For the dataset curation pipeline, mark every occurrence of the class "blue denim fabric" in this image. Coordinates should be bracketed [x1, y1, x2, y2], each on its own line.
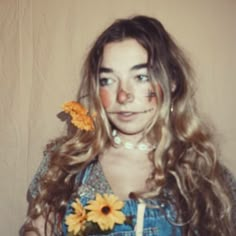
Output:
[62, 160, 182, 236]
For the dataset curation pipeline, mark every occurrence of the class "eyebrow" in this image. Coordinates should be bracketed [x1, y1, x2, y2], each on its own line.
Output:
[99, 63, 148, 73]
[131, 63, 148, 71]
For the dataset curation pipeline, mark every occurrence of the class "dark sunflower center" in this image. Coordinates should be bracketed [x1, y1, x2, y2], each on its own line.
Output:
[101, 206, 111, 215]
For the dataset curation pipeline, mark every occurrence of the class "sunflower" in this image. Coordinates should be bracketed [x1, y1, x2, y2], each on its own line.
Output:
[62, 101, 95, 131]
[71, 112, 94, 131]
[63, 101, 87, 114]
[65, 198, 87, 235]
[85, 193, 126, 231]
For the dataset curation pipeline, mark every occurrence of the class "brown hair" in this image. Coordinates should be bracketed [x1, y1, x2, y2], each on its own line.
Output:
[21, 15, 234, 236]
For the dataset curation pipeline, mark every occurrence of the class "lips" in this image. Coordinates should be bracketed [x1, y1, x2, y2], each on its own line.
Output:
[107, 108, 154, 121]
[116, 112, 138, 121]
[118, 112, 135, 116]
[109, 108, 153, 114]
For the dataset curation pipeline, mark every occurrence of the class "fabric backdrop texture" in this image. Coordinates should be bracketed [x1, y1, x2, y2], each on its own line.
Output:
[0, 0, 235, 235]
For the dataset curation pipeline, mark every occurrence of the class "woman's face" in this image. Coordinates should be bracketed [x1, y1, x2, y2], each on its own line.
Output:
[99, 39, 159, 135]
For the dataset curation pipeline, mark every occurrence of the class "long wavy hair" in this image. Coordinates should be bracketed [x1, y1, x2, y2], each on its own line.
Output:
[21, 15, 234, 236]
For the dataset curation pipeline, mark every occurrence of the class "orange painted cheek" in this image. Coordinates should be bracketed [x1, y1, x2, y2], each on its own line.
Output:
[149, 87, 157, 104]
[99, 89, 111, 108]
[149, 84, 163, 104]
[157, 83, 163, 101]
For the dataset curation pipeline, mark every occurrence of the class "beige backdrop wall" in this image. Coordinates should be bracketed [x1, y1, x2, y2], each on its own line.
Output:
[0, 0, 235, 235]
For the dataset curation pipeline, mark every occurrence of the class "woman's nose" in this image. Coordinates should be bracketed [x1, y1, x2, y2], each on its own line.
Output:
[117, 87, 134, 104]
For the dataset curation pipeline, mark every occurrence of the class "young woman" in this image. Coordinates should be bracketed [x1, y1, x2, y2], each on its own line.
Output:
[21, 15, 235, 236]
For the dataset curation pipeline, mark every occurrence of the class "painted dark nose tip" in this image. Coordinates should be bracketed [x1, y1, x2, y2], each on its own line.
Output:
[117, 89, 134, 104]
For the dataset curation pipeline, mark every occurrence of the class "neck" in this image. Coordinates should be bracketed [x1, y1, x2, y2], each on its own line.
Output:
[116, 130, 144, 142]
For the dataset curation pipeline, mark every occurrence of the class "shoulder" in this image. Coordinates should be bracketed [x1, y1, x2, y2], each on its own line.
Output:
[27, 139, 66, 201]
[220, 164, 236, 199]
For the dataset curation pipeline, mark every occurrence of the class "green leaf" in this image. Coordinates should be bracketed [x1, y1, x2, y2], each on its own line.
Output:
[125, 215, 134, 226]
[83, 222, 112, 235]
[67, 231, 76, 236]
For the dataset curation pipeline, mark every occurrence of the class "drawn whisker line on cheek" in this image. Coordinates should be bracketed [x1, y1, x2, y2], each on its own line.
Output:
[107, 108, 154, 114]
[139, 108, 154, 113]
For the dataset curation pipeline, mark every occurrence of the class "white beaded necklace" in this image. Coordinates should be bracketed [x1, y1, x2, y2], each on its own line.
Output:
[112, 130, 156, 152]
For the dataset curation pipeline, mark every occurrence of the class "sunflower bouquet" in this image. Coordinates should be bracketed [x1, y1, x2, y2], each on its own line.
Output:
[65, 193, 128, 236]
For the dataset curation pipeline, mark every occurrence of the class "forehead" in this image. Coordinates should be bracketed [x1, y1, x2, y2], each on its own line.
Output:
[101, 39, 148, 70]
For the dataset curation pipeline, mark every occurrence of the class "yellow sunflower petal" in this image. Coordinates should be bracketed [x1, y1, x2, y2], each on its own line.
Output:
[98, 220, 109, 231]
[95, 193, 104, 202]
[86, 193, 105, 207]
[65, 215, 83, 235]
[105, 216, 116, 230]
[86, 211, 98, 221]
[111, 210, 126, 224]
[112, 199, 124, 210]
[104, 194, 124, 209]
[72, 199, 83, 211]
[85, 199, 102, 211]
[65, 214, 77, 225]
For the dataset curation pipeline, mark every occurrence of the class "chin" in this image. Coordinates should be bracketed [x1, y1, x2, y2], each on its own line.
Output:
[114, 126, 146, 135]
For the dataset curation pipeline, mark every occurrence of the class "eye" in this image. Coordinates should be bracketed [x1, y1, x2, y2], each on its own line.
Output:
[136, 74, 149, 82]
[99, 78, 114, 87]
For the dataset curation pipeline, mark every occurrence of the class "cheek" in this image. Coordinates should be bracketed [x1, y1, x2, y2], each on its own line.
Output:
[148, 84, 162, 104]
[99, 89, 111, 109]
[150, 88, 157, 104]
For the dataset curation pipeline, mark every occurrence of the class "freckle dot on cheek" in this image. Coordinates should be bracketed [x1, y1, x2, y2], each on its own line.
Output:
[99, 89, 111, 108]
